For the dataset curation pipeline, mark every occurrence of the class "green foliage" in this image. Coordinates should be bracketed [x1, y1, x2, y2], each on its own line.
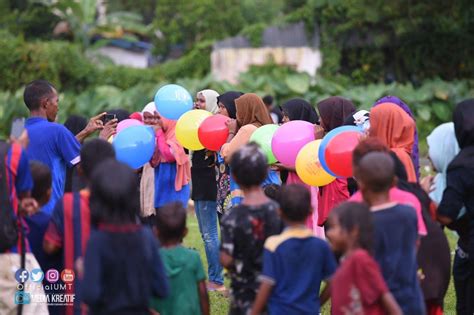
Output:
[284, 0, 474, 84]
[36, 0, 152, 50]
[159, 41, 213, 80]
[0, 2, 59, 39]
[0, 34, 95, 91]
[153, 0, 245, 56]
[239, 23, 267, 47]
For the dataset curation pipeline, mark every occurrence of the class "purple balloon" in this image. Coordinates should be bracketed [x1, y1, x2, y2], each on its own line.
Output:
[117, 119, 144, 134]
[272, 120, 315, 167]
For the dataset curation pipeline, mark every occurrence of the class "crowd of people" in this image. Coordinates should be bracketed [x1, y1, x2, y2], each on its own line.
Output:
[0, 78, 473, 315]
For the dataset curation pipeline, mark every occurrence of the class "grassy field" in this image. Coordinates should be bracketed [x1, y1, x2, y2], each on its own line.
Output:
[184, 212, 458, 315]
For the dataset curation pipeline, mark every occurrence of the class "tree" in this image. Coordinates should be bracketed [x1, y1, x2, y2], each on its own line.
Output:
[37, 0, 152, 50]
[153, 0, 246, 56]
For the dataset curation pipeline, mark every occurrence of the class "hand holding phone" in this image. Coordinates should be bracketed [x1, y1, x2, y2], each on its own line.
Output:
[101, 113, 117, 124]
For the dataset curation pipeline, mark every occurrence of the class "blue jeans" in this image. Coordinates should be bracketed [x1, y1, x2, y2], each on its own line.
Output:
[194, 200, 224, 285]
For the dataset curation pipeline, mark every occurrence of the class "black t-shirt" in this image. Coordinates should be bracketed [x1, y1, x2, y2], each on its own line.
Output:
[220, 201, 282, 309]
[191, 150, 217, 201]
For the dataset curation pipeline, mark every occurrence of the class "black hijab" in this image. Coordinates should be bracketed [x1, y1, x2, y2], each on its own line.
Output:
[108, 109, 130, 122]
[64, 115, 87, 136]
[217, 91, 243, 119]
[449, 99, 474, 171]
[281, 98, 319, 123]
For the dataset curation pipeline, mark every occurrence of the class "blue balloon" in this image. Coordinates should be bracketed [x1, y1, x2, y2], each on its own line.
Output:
[318, 126, 362, 177]
[154, 84, 193, 120]
[113, 126, 156, 169]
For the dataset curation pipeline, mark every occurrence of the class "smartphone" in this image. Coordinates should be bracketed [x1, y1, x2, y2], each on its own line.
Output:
[101, 114, 116, 124]
[10, 118, 25, 139]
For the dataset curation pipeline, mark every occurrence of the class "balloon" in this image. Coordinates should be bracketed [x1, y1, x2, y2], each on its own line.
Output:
[107, 135, 114, 143]
[319, 126, 362, 177]
[296, 140, 336, 186]
[113, 126, 156, 169]
[272, 120, 315, 167]
[154, 84, 193, 120]
[116, 119, 143, 134]
[176, 110, 212, 150]
[198, 114, 229, 151]
[325, 130, 363, 177]
[249, 124, 279, 164]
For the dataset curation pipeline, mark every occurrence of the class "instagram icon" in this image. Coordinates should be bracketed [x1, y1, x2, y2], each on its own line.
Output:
[46, 269, 59, 283]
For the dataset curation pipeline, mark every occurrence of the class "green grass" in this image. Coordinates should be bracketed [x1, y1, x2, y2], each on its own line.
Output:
[184, 213, 457, 314]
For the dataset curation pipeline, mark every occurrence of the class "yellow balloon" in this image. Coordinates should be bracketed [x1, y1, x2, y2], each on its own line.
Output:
[296, 140, 336, 187]
[108, 135, 114, 143]
[176, 109, 212, 150]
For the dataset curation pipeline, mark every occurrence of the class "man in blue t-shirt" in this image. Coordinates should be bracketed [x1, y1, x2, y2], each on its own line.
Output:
[23, 80, 106, 214]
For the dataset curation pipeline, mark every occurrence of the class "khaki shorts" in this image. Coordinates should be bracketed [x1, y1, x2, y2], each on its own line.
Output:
[0, 253, 49, 315]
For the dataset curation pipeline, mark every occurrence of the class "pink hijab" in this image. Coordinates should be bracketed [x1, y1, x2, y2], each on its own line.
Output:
[143, 102, 190, 190]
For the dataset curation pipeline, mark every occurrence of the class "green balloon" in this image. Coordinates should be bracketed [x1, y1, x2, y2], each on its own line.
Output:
[250, 124, 279, 164]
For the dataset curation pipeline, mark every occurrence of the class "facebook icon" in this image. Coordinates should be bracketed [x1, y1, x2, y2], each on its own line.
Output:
[15, 268, 29, 283]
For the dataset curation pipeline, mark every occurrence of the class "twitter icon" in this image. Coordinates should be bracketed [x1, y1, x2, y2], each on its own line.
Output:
[30, 269, 44, 282]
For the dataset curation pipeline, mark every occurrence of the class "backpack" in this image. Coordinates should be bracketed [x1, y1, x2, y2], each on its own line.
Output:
[0, 141, 18, 252]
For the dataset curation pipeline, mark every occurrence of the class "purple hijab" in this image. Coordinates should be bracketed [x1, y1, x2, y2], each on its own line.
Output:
[373, 96, 420, 180]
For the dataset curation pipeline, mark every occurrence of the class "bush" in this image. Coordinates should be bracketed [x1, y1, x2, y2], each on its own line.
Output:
[0, 34, 95, 91]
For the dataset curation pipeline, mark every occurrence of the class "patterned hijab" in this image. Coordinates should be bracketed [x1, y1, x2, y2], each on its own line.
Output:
[369, 103, 417, 182]
[374, 96, 419, 180]
[235, 93, 273, 128]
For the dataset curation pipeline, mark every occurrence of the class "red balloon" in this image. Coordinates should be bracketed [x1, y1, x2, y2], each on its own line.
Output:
[198, 114, 230, 151]
[324, 131, 363, 177]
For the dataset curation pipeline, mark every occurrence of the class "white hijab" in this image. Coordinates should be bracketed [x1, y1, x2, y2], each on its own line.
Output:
[198, 89, 219, 114]
[427, 122, 460, 205]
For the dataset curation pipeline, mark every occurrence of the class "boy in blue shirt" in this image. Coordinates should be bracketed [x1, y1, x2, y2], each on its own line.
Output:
[355, 152, 425, 315]
[251, 184, 337, 315]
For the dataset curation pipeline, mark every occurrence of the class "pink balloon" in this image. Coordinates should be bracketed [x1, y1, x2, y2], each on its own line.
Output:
[117, 119, 144, 134]
[272, 120, 315, 167]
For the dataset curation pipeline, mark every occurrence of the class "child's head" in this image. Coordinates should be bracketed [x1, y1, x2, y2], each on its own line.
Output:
[278, 184, 311, 223]
[230, 143, 268, 188]
[354, 151, 395, 197]
[155, 202, 187, 244]
[352, 138, 389, 168]
[29, 161, 52, 206]
[327, 202, 373, 254]
[90, 159, 139, 225]
[263, 184, 281, 201]
[80, 138, 116, 181]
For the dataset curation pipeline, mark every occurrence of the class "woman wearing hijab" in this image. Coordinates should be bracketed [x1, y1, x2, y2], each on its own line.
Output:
[142, 102, 191, 213]
[316, 96, 355, 226]
[416, 122, 461, 315]
[437, 99, 474, 315]
[369, 103, 417, 183]
[426, 123, 461, 205]
[191, 89, 225, 292]
[374, 96, 420, 180]
[215, 91, 243, 216]
[278, 99, 325, 238]
[222, 93, 278, 206]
